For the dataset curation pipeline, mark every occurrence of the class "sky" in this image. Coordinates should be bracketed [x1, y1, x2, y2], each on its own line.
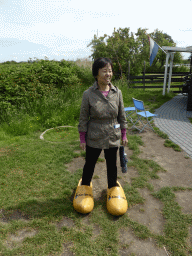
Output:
[0, 0, 192, 64]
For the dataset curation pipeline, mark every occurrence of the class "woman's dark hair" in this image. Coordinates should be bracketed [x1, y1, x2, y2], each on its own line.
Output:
[92, 58, 113, 81]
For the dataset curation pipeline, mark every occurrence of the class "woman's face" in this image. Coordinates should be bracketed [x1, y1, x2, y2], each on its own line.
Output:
[96, 63, 113, 86]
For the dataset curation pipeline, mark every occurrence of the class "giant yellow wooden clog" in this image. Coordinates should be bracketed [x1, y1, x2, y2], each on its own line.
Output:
[73, 178, 94, 214]
[107, 181, 128, 216]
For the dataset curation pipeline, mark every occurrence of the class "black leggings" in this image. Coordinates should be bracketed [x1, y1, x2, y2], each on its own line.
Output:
[82, 145, 118, 189]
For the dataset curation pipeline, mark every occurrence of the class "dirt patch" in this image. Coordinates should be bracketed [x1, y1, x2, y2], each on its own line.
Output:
[127, 188, 165, 235]
[0, 209, 30, 224]
[118, 227, 167, 255]
[56, 216, 75, 230]
[81, 215, 101, 240]
[60, 242, 75, 256]
[174, 190, 192, 215]
[4, 228, 38, 250]
[138, 129, 192, 190]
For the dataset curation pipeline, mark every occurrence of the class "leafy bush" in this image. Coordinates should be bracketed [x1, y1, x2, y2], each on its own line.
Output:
[0, 63, 55, 108]
[0, 59, 87, 111]
[68, 61, 95, 86]
[0, 58, 94, 133]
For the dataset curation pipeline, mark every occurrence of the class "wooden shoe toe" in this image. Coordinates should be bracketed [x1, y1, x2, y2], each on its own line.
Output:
[107, 182, 128, 216]
[73, 179, 94, 214]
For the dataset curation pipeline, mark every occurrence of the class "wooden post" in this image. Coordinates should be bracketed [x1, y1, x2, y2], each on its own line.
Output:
[143, 61, 146, 91]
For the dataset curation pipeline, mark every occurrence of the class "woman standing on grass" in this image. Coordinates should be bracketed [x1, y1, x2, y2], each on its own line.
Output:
[73, 57, 128, 216]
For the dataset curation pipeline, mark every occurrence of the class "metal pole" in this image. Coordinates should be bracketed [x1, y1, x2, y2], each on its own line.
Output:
[167, 53, 174, 94]
[157, 44, 167, 55]
[163, 52, 170, 95]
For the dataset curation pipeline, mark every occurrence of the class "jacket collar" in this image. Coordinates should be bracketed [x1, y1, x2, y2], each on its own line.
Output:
[93, 81, 117, 91]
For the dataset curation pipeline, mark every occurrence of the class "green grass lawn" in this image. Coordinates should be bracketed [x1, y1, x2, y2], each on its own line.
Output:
[1, 65, 192, 255]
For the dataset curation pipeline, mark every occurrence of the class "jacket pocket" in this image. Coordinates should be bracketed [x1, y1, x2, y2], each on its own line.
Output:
[87, 122, 105, 141]
[112, 124, 121, 140]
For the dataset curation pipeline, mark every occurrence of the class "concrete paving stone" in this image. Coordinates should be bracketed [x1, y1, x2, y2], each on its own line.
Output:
[187, 149, 192, 154]
[174, 137, 184, 143]
[185, 149, 192, 155]
[168, 135, 180, 141]
[180, 140, 188, 146]
[185, 140, 192, 146]
[170, 136, 188, 145]
[154, 94, 192, 160]
[175, 128, 183, 133]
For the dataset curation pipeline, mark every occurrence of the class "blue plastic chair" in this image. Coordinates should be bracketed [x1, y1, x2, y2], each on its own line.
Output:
[124, 107, 136, 126]
[132, 98, 158, 133]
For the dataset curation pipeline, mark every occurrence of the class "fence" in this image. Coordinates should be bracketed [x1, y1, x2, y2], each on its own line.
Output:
[128, 72, 191, 93]
[114, 61, 191, 93]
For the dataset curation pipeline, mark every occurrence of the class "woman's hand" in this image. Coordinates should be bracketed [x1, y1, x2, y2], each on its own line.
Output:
[80, 143, 86, 151]
[121, 138, 128, 147]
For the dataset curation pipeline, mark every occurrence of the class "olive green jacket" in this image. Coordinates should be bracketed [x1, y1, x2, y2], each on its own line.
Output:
[78, 81, 128, 149]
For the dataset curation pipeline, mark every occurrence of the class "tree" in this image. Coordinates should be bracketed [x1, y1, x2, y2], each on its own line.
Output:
[87, 27, 141, 76]
[87, 27, 183, 76]
[135, 27, 150, 63]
